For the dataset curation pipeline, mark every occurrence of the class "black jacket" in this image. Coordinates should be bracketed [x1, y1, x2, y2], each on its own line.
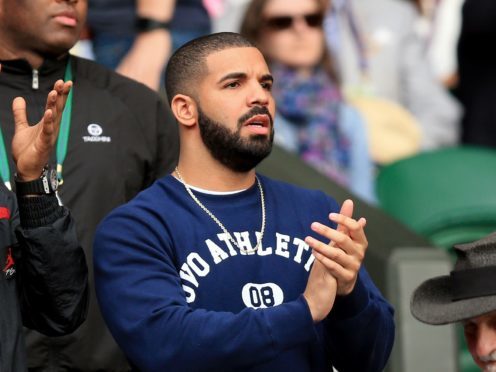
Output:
[0, 55, 179, 371]
[0, 183, 88, 372]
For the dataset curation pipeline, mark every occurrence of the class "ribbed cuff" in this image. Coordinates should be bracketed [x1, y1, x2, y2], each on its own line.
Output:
[17, 194, 64, 228]
[264, 295, 317, 351]
[329, 277, 369, 320]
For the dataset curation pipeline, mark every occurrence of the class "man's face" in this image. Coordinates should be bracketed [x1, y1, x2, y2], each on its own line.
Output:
[196, 47, 276, 172]
[464, 311, 496, 371]
[0, 0, 87, 57]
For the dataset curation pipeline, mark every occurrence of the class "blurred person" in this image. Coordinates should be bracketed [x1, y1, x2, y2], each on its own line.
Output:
[240, 0, 376, 203]
[455, 0, 496, 148]
[327, 0, 462, 150]
[411, 232, 496, 371]
[212, 0, 249, 33]
[405, 0, 463, 89]
[94, 32, 394, 372]
[1, 76, 88, 372]
[0, 0, 179, 370]
[87, 0, 212, 90]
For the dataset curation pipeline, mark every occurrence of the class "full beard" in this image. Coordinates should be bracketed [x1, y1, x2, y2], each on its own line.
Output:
[197, 105, 274, 173]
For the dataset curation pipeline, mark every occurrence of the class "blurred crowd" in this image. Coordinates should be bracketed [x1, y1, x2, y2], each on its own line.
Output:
[73, 0, 495, 202]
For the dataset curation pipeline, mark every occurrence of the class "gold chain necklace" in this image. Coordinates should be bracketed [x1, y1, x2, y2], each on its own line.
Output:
[174, 167, 266, 254]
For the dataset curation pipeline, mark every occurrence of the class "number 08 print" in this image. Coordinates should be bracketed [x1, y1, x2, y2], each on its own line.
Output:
[241, 283, 284, 308]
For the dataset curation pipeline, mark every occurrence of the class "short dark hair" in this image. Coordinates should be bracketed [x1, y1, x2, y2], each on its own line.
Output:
[165, 32, 255, 105]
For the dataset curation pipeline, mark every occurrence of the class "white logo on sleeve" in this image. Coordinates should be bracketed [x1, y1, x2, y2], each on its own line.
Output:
[242, 283, 284, 308]
[83, 123, 111, 142]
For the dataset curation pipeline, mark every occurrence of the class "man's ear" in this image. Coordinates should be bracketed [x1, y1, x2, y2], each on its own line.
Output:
[171, 94, 197, 127]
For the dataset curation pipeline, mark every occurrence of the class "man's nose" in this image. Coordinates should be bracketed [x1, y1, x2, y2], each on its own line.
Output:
[247, 84, 270, 107]
[475, 324, 496, 360]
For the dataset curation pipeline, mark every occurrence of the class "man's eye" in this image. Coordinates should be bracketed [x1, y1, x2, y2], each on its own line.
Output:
[225, 82, 240, 88]
[261, 82, 272, 91]
[464, 323, 476, 336]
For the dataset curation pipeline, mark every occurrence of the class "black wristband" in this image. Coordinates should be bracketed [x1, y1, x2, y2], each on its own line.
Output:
[135, 17, 170, 33]
[15, 166, 58, 196]
[17, 194, 64, 229]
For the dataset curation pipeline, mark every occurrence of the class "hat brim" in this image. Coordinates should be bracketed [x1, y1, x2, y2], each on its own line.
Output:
[410, 275, 496, 325]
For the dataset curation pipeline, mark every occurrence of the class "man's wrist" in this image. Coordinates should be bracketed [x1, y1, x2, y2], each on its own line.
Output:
[15, 165, 58, 197]
[330, 277, 369, 320]
[135, 16, 170, 33]
[15, 167, 45, 182]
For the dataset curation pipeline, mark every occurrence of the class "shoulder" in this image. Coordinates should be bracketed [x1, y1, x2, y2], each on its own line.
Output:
[258, 175, 339, 211]
[71, 56, 166, 107]
[97, 176, 180, 225]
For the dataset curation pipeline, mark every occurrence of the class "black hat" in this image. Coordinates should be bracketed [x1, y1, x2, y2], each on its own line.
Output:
[411, 232, 496, 325]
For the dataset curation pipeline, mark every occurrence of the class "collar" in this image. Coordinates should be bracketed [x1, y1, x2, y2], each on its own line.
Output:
[0, 55, 69, 77]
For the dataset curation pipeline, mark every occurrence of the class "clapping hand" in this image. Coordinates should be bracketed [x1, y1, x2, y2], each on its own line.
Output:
[305, 199, 368, 296]
[11, 79, 72, 181]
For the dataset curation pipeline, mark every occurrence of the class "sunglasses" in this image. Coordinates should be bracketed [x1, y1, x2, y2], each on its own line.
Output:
[263, 13, 324, 31]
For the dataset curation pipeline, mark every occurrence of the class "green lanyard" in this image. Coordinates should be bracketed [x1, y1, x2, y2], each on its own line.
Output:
[0, 129, 10, 190]
[0, 58, 73, 190]
[57, 59, 73, 185]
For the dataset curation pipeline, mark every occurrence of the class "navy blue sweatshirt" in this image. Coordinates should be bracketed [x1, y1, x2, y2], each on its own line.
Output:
[94, 174, 394, 371]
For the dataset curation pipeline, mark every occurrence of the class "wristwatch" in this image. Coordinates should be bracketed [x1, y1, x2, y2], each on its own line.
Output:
[135, 16, 170, 33]
[15, 166, 58, 196]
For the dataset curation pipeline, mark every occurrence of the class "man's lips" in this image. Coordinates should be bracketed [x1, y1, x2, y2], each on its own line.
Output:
[243, 114, 271, 135]
[53, 11, 78, 27]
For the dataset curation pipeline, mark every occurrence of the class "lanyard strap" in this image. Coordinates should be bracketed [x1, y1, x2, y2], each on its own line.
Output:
[0, 58, 73, 190]
[57, 58, 73, 185]
[0, 129, 11, 190]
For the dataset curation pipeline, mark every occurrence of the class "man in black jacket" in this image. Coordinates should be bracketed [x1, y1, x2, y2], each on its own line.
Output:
[1, 77, 88, 371]
[0, 0, 179, 370]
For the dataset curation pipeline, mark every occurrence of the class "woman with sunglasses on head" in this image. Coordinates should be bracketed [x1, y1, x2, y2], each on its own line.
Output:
[240, 0, 375, 204]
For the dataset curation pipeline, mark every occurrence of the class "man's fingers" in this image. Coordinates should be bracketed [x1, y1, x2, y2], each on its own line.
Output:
[12, 97, 29, 131]
[329, 213, 368, 242]
[47, 80, 71, 119]
[307, 236, 356, 265]
[312, 218, 365, 247]
[312, 249, 356, 285]
[329, 199, 354, 245]
[62, 80, 73, 95]
[45, 82, 60, 113]
[45, 80, 64, 114]
[57, 81, 72, 114]
[306, 234, 363, 264]
[309, 221, 367, 256]
[32, 109, 55, 156]
[339, 199, 354, 219]
[42, 109, 55, 136]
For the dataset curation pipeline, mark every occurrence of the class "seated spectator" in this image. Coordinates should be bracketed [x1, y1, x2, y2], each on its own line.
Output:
[326, 0, 462, 150]
[240, 0, 376, 203]
[93, 31, 395, 372]
[87, 0, 212, 90]
[411, 232, 496, 371]
[406, 0, 463, 89]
